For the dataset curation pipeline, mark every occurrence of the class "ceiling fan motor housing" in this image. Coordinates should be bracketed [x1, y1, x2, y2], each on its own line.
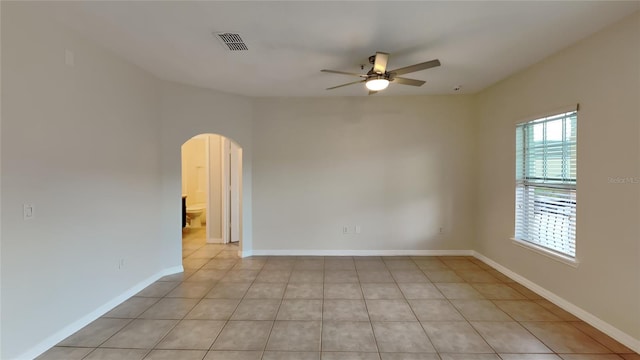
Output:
[368, 54, 387, 75]
[368, 73, 390, 81]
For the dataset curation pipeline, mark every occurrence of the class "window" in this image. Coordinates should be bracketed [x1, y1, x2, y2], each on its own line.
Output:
[515, 109, 577, 258]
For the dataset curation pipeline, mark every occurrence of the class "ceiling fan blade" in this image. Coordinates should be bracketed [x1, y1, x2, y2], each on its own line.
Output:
[389, 59, 441, 76]
[321, 69, 367, 78]
[373, 52, 389, 74]
[368, 90, 378, 96]
[326, 80, 366, 90]
[392, 77, 426, 87]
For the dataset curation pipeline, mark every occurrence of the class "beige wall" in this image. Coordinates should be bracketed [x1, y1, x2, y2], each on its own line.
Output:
[252, 96, 476, 252]
[474, 12, 639, 340]
[1, 3, 164, 359]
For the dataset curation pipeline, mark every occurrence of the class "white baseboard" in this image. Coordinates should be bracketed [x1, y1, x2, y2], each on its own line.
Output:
[19, 265, 184, 360]
[250, 249, 474, 257]
[473, 251, 640, 353]
[207, 237, 223, 244]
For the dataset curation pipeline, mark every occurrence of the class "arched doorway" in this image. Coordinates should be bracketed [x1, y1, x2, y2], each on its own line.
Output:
[181, 133, 243, 263]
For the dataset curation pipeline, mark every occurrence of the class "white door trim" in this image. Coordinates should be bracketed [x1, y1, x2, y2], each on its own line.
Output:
[229, 141, 241, 243]
[221, 137, 242, 244]
[221, 138, 230, 244]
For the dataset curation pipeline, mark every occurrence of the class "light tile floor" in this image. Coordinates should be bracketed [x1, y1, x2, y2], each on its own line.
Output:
[38, 228, 639, 360]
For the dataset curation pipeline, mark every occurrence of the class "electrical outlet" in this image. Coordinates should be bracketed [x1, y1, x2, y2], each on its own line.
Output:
[355, 225, 361, 234]
[342, 226, 349, 234]
[117, 259, 125, 270]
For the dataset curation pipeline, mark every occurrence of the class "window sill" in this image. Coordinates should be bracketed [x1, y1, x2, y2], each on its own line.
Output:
[510, 238, 580, 268]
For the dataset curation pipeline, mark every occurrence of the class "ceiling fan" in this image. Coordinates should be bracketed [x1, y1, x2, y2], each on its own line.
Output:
[321, 52, 441, 94]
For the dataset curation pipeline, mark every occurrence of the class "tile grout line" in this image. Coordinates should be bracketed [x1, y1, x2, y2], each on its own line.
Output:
[146, 242, 240, 356]
[47, 242, 638, 359]
[441, 257, 560, 358]
[437, 258, 503, 356]
[182, 232, 233, 360]
[259, 258, 293, 359]
[405, 256, 445, 357]
[361, 257, 385, 357]
[206, 252, 264, 356]
[147, 245, 231, 355]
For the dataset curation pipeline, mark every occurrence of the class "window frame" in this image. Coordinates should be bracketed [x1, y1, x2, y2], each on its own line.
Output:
[513, 107, 578, 266]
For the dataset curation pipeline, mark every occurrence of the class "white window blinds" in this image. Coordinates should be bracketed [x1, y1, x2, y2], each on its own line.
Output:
[515, 110, 577, 257]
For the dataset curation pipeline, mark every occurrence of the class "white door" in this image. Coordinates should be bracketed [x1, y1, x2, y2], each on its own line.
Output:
[229, 141, 241, 243]
[222, 138, 242, 244]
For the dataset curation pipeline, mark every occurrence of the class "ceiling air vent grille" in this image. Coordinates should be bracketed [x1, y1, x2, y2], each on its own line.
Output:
[216, 33, 248, 51]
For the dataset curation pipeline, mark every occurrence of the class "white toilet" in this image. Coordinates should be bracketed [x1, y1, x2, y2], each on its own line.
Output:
[186, 204, 206, 228]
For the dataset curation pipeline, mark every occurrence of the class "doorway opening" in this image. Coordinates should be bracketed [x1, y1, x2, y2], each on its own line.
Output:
[181, 134, 243, 259]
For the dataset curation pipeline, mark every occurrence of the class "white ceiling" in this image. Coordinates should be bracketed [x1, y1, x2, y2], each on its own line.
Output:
[45, 1, 638, 97]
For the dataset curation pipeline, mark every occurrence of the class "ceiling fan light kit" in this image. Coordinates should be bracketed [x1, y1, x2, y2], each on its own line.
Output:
[321, 52, 440, 94]
[365, 77, 390, 91]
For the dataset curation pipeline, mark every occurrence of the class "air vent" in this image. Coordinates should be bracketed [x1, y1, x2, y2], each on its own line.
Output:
[215, 33, 248, 51]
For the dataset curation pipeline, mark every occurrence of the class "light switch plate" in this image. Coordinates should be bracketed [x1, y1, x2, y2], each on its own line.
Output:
[65, 49, 75, 67]
[24, 204, 34, 220]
